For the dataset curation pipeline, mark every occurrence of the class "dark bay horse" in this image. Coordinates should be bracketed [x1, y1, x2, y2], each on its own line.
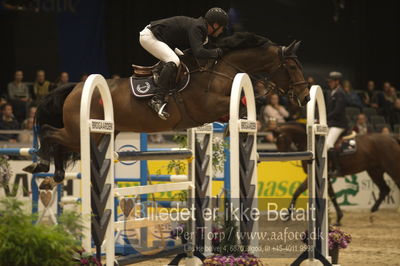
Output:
[25, 33, 310, 184]
[275, 122, 400, 225]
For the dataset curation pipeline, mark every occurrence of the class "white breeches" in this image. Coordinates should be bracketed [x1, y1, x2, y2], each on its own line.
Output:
[326, 127, 345, 149]
[139, 26, 180, 66]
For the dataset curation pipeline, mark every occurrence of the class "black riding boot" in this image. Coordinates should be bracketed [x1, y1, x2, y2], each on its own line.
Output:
[328, 148, 342, 178]
[149, 61, 177, 120]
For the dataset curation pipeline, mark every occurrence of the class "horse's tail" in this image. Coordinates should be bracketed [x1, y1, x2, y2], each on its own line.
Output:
[35, 83, 76, 160]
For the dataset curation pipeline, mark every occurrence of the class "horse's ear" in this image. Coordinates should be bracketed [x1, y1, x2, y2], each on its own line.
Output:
[292, 41, 301, 54]
[283, 40, 301, 56]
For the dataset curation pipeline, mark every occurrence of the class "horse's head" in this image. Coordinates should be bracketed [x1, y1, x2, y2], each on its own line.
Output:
[265, 41, 310, 107]
[216, 33, 309, 106]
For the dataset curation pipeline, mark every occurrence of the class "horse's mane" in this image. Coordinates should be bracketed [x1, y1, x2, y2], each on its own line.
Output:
[217, 32, 275, 53]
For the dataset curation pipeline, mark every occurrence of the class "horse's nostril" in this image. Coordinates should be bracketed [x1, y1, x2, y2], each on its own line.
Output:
[305, 95, 311, 102]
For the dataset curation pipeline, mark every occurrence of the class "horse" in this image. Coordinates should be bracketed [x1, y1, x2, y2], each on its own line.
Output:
[24, 32, 310, 186]
[275, 122, 400, 225]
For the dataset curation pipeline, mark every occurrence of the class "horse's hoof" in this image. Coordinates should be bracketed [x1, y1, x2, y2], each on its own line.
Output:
[53, 171, 65, 183]
[333, 222, 342, 226]
[23, 163, 38, 173]
[39, 178, 57, 190]
[23, 163, 50, 174]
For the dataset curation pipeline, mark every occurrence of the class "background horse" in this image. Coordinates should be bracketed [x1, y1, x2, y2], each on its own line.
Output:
[275, 122, 400, 225]
[25, 33, 309, 185]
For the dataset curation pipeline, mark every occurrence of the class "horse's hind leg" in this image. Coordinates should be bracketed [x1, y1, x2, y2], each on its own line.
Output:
[367, 168, 390, 212]
[284, 178, 307, 220]
[39, 125, 79, 186]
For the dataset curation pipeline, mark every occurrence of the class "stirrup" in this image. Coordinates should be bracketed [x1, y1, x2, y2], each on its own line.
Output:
[158, 102, 170, 120]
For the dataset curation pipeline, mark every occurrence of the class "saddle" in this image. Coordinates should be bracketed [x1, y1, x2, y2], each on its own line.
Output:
[130, 62, 190, 98]
[334, 130, 357, 155]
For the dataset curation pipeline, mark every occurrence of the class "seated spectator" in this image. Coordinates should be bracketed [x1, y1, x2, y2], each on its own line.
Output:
[7, 70, 30, 101]
[381, 126, 391, 135]
[389, 98, 400, 126]
[148, 133, 165, 144]
[375, 81, 395, 117]
[343, 80, 363, 108]
[0, 98, 7, 106]
[7, 70, 31, 122]
[262, 118, 278, 143]
[307, 76, 315, 87]
[54, 72, 70, 88]
[19, 106, 36, 143]
[33, 70, 52, 103]
[0, 103, 20, 142]
[361, 80, 379, 108]
[263, 93, 289, 123]
[352, 113, 373, 135]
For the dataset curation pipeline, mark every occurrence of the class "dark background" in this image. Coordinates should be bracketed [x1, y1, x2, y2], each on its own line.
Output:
[0, 0, 399, 95]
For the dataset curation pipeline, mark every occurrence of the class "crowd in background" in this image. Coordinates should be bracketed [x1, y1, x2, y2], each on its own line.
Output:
[256, 73, 399, 143]
[1, 69, 399, 144]
[0, 70, 121, 143]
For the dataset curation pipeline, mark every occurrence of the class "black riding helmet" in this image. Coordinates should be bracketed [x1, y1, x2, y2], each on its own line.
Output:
[205, 7, 229, 27]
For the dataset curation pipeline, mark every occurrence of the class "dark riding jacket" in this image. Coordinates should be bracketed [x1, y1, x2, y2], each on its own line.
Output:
[149, 16, 219, 59]
[326, 87, 348, 128]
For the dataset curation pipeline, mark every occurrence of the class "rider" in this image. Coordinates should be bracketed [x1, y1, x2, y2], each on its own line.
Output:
[139, 7, 228, 120]
[326, 71, 347, 177]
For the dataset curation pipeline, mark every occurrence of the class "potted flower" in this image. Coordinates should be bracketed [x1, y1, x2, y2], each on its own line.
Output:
[328, 226, 352, 264]
[73, 248, 102, 266]
[204, 253, 263, 266]
[301, 226, 351, 264]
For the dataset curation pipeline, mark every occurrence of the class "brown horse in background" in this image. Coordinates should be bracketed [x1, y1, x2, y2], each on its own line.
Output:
[275, 122, 400, 225]
[24, 33, 310, 184]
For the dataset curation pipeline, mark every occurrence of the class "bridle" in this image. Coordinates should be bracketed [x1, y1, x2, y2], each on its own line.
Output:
[189, 45, 308, 106]
[256, 46, 308, 106]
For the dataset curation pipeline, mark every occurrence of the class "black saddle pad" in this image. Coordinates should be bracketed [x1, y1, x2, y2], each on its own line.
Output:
[130, 76, 160, 97]
[130, 63, 190, 98]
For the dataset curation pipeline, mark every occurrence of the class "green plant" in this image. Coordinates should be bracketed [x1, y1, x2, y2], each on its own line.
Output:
[212, 136, 228, 173]
[0, 156, 11, 187]
[0, 198, 81, 266]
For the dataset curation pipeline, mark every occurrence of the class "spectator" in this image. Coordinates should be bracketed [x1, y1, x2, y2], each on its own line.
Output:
[0, 98, 7, 106]
[352, 113, 373, 135]
[361, 80, 379, 108]
[263, 93, 289, 123]
[0, 103, 20, 142]
[33, 70, 52, 103]
[343, 80, 363, 108]
[307, 76, 315, 87]
[7, 70, 31, 123]
[7, 70, 30, 101]
[389, 98, 400, 126]
[55, 72, 70, 88]
[376, 81, 396, 118]
[19, 106, 37, 143]
[381, 126, 391, 135]
[262, 117, 277, 143]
